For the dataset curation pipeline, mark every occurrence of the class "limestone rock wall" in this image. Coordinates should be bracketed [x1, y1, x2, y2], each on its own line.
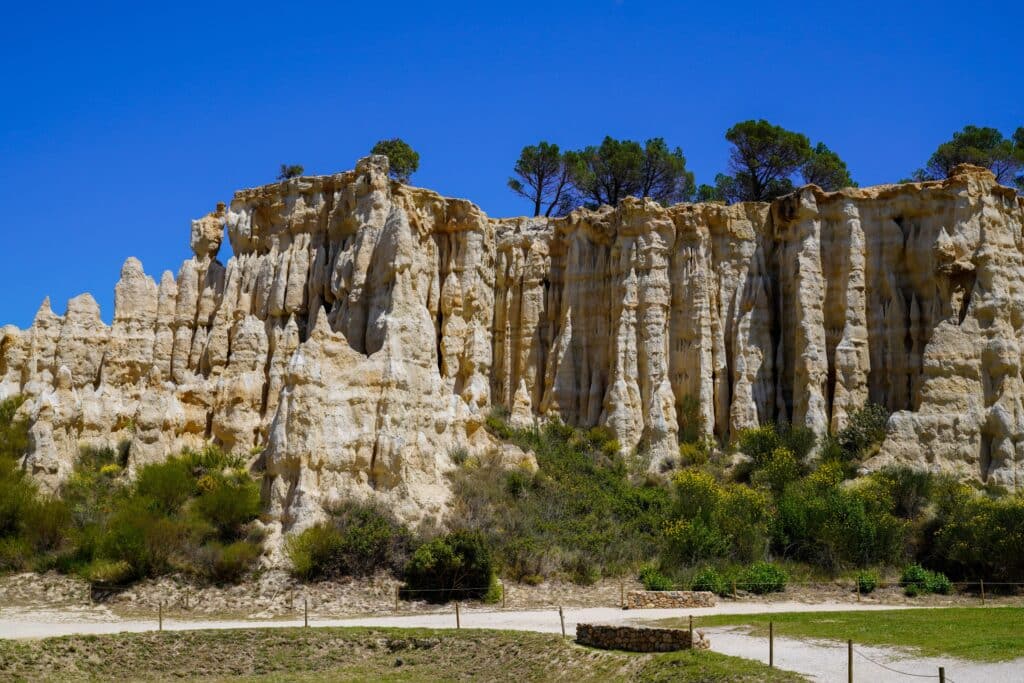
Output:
[2, 160, 1023, 539]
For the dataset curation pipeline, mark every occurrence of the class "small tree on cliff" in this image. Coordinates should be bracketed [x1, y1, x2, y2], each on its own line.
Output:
[801, 143, 856, 190]
[567, 136, 694, 208]
[714, 120, 812, 202]
[277, 164, 304, 180]
[508, 142, 575, 217]
[714, 120, 855, 201]
[917, 125, 1024, 185]
[371, 138, 420, 183]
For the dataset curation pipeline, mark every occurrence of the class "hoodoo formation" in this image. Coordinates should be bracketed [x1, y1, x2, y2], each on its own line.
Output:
[2, 156, 1022, 537]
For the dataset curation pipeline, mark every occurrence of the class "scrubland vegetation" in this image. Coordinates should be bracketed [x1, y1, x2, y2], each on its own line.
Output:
[3, 392, 1024, 599]
[0, 397, 263, 585]
[453, 402, 1024, 596]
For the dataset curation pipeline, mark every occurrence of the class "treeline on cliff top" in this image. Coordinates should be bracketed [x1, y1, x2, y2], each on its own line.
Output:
[5, 393, 1024, 600]
[282, 124, 1024, 217]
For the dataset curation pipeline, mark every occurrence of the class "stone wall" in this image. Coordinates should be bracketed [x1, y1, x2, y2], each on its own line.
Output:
[576, 623, 710, 652]
[624, 590, 716, 609]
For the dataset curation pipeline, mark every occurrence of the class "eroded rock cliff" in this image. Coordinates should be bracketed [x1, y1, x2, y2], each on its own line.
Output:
[2, 158, 1022, 538]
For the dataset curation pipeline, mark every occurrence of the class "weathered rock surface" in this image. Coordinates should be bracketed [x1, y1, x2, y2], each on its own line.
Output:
[2, 159, 1022, 539]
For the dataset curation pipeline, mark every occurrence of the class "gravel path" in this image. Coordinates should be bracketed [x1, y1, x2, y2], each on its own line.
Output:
[707, 627, 1024, 683]
[1, 601, 1021, 682]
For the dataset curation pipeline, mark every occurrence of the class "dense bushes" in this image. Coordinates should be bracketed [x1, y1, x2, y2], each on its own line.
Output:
[771, 464, 907, 570]
[403, 531, 499, 603]
[662, 471, 771, 565]
[901, 564, 951, 596]
[638, 563, 673, 591]
[738, 561, 788, 594]
[71, 447, 263, 584]
[0, 397, 70, 571]
[928, 490, 1024, 582]
[452, 419, 669, 584]
[0, 399, 264, 586]
[286, 501, 413, 580]
[856, 570, 879, 594]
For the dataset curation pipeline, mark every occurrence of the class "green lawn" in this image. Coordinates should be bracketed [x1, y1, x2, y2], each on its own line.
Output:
[653, 607, 1024, 662]
[0, 626, 804, 682]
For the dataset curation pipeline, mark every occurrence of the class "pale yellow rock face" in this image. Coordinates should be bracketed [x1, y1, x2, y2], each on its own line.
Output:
[3, 160, 1023, 538]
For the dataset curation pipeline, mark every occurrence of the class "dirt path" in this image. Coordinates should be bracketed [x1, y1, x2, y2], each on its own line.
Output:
[707, 627, 1024, 683]
[1, 601, 1020, 682]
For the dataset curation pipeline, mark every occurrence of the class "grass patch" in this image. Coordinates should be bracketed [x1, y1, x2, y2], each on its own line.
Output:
[654, 607, 1024, 662]
[0, 626, 803, 681]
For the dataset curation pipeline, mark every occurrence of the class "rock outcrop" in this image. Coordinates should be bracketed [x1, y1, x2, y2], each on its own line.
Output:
[2, 158, 1022, 538]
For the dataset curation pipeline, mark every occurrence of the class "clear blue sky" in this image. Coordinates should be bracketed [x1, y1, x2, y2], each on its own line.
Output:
[2, 1, 1021, 328]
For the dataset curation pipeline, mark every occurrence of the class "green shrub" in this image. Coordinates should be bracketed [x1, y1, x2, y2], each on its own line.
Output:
[677, 441, 708, 467]
[771, 474, 907, 571]
[135, 459, 194, 514]
[484, 410, 514, 440]
[872, 466, 935, 519]
[930, 491, 1024, 581]
[638, 563, 673, 591]
[286, 502, 413, 581]
[690, 566, 726, 595]
[662, 518, 730, 565]
[205, 540, 261, 583]
[678, 395, 704, 445]
[449, 448, 469, 466]
[286, 525, 344, 581]
[739, 562, 787, 594]
[403, 531, 495, 603]
[856, 570, 879, 594]
[753, 447, 801, 495]
[927, 571, 952, 595]
[900, 564, 951, 595]
[662, 471, 770, 566]
[836, 403, 889, 460]
[22, 497, 71, 554]
[737, 422, 815, 469]
[448, 420, 670, 584]
[565, 555, 601, 586]
[717, 486, 771, 563]
[182, 445, 245, 473]
[193, 477, 260, 539]
[0, 397, 29, 463]
[82, 559, 134, 585]
[504, 469, 532, 497]
[0, 536, 33, 571]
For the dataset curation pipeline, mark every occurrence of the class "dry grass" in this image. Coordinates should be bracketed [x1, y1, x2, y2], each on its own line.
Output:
[0, 626, 805, 681]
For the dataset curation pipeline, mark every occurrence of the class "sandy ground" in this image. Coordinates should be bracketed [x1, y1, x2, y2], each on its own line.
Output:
[1, 601, 1021, 681]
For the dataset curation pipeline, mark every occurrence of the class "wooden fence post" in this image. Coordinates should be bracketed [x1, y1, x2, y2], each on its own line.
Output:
[769, 621, 774, 667]
[559, 606, 566, 638]
[304, 597, 308, 627]
[689, 615, 694, 649]
[455, 601, 461, 629]
[158, 601, 163, 632]
[502, 581, 506, 609]
[620, 581, 625, 608]
[847, 639, 853, 683]
[939, 666, 945, 683]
